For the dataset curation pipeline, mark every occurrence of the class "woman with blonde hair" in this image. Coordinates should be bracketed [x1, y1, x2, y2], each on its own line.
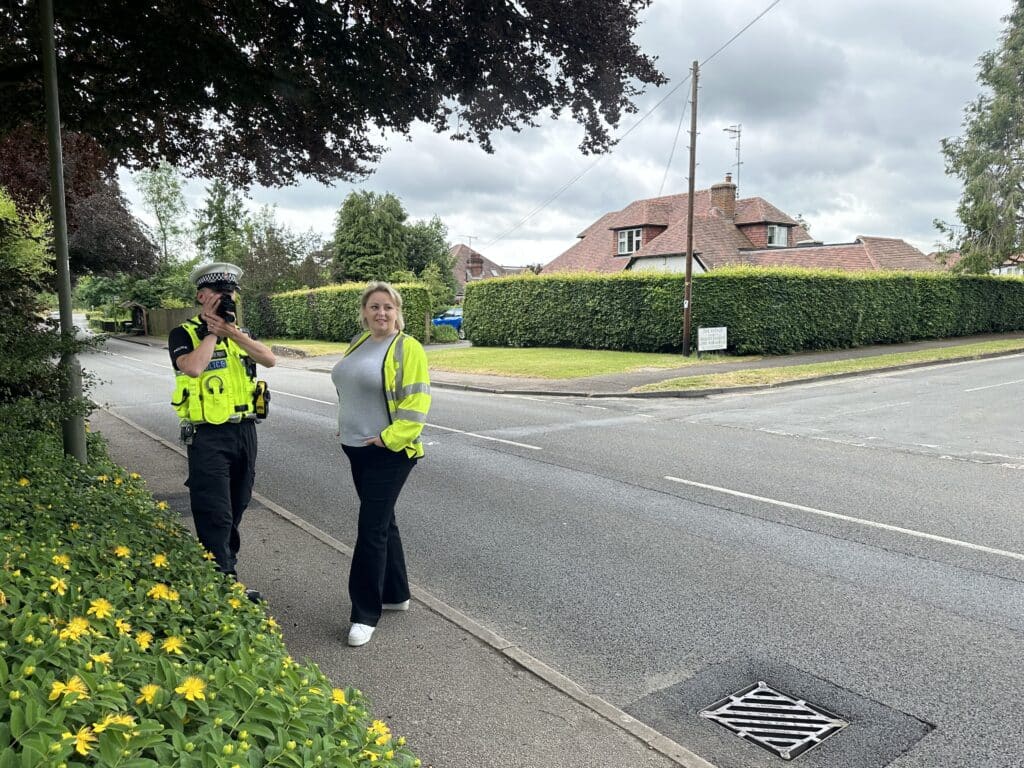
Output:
[331, 282, 431, 646]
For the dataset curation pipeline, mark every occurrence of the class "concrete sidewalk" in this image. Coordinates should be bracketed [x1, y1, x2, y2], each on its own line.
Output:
[92, 409, 709, 768]
[115, 330, 1024, 397]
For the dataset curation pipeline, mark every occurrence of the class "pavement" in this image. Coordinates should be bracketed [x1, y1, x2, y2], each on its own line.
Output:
[93, 330, 1024, 768]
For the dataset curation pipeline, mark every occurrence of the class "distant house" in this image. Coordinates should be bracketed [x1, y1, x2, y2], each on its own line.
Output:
[929, 250, 1024, 275]
[543, 174, 940, 275]
[449, 243, 525, 300]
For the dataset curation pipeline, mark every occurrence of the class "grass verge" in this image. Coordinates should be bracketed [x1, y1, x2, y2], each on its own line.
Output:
[634, 339, 1024, 392]
[425, 347, 759, 379]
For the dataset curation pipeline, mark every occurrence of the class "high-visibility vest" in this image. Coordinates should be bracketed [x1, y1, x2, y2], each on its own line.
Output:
[344, 331, 431, 458]
[171, 316, 257, 425]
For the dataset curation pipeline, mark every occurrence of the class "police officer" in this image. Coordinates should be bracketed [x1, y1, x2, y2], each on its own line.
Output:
[169, 262, 276, 601]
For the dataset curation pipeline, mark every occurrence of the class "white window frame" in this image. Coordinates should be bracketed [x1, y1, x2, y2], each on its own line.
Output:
[617, 228, 643, 255]
[767, 224, 789, 247]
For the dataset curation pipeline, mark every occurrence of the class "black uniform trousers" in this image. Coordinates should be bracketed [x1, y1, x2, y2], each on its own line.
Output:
[342, 444, 416, 626]
[186, 420, 257, 575]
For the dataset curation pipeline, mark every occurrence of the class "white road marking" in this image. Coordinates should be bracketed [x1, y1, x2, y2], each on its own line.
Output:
[965, 377, 1024, 392]
[425, 423, 542, 450]
[664, 475, 1024, 563]
[271, 390, 543, 450]
[973, 450, 1024, 461]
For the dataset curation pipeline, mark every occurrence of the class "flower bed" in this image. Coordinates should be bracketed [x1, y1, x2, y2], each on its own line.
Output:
[0, 428, 418, 768]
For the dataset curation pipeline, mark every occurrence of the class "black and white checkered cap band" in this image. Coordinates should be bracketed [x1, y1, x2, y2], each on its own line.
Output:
[195, 271, 239, 288]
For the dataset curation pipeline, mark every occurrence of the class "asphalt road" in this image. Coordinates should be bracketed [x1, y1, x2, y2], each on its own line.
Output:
[84, 338, 1024, 768]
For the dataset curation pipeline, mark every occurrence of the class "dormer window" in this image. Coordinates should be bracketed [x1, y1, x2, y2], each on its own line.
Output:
[767, 224, 789, 247]
[617, 228, 643, 255]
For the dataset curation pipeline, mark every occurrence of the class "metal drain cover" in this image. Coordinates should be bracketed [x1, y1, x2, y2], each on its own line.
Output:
[700, 681, 848, 760]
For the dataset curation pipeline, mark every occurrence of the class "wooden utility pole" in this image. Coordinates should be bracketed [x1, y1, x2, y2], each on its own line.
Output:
[682, 60, 699, 356]
[40, 0, 87, 461]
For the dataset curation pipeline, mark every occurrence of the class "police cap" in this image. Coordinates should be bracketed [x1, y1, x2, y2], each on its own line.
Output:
[190, 262, 244, 291]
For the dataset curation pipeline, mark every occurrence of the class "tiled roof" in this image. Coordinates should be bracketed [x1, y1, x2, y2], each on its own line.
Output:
[740, 238, 940, 271]
[545, 187, 808, 273]
[450, 243, 518, 292]
[543, 184, 929, 274]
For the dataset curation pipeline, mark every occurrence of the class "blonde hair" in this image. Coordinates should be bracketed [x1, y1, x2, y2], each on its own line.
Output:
[359, 281, 405, 331]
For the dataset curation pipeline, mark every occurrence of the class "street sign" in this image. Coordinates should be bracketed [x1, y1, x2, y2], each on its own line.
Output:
[698, 326, 727, 352]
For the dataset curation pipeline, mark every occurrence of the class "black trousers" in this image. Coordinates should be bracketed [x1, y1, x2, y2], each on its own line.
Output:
[186, 420, 257, 575]
[343, 444, 416, 626]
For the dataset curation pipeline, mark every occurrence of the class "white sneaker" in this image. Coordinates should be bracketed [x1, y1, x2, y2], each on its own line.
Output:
[382, 600, 410, 611]
[347, 623, 375, 647]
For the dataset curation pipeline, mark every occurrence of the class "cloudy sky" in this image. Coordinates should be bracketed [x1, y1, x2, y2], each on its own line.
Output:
[121, 0, 1015, 267]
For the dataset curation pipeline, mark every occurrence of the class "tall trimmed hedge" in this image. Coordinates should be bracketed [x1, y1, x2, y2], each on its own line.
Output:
[245, 282, 432, 342]
[463, 268, 1024, 354]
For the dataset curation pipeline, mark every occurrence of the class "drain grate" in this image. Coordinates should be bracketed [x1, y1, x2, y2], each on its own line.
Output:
[700, 681, 848, 760]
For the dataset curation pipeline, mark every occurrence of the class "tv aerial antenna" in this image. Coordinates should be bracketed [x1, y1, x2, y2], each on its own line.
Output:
[723, 124, 742, 197]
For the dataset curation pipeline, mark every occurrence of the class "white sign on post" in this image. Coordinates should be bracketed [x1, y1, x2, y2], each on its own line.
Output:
[697, 326, 727, 352]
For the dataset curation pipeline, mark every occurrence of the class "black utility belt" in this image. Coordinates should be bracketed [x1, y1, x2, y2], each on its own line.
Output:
[190, 415, 258, 425]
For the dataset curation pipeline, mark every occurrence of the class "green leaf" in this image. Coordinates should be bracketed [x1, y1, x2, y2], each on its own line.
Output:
[8, 703, 23, 740]
[0, 656, 8, 685]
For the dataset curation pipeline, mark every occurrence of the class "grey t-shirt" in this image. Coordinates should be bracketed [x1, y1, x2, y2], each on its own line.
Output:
[332, 334, 395, 447]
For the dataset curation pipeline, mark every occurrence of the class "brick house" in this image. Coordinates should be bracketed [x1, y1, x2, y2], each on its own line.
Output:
[450, 243, 525, 300]
[543, 174, 940, 274]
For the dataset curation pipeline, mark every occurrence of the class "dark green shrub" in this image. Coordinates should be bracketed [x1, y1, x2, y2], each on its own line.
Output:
[464, 268, 1024, 354]
[429, 324, 460, 343]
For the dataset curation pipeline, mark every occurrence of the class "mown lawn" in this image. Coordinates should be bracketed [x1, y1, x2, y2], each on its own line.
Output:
[634, 338, 1024, 391]
[424, 346, 759, 379]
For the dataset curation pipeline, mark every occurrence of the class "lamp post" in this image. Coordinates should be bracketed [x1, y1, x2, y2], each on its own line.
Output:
[39, 0, 87, 462]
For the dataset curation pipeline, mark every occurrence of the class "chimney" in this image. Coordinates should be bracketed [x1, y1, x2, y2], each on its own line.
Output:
[467, 254, 483, 278]
[710, 173, 737, 219]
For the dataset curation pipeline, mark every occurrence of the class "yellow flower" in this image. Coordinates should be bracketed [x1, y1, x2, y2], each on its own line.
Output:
[93, 713, 136, 732]
[266, 617, 279, 629]
[49, 676, 89, 701]
[21, 665, 34, 677]
[161, 635, 185, 655]
[368, 720, 390, 739]
[87, 598, 113, 619]
[332, 688, 347, 706]
[114, 546, 131, 558]
[0, 588, 7, 606]
[156, 501, 169, 511]
[202, 551, 216, 560]
[375, 735, 390, 746]
[151, 554, 168, 568]
[135, 631, 153, 650]
[52, 554, 71, 570]
[175, 676, 206, 702]
[71, 725, 97, 756]
[228, 598, 241, 609]
[147, 583, 179, 601]
[114, 477, 123, 486]
[360, 751, 379, 762]
[70, 522, 80, 531]
[18, 477, 29, 486]
[58, 616, 90, 641]
[135, 684, 160, 704]
[130, 472, 141, 480]
[385, 750, 395, 760]
[89, 652, 112, 665]
[49, 577, 67, 595]
[115, 618, 132, 635]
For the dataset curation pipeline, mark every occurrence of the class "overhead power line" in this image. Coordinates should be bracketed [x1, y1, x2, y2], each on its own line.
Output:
[485, 0, 784, 249]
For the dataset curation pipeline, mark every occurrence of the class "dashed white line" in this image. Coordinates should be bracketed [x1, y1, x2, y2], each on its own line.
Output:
[965, 378, 1024, 392]
[271, 390, 543, 450]
[664, 475, 1024, 563]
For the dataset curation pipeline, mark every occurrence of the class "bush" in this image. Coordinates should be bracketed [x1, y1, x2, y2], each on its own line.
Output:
[428, 324, 460, 343]
[0, 417, 419, 768]
[246, 283, 433, 342]
[464, 268, 1024, 354]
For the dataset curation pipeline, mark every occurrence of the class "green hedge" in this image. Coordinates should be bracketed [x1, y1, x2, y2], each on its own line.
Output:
[463, 269, 1024, 354]
[0, 410, 418, 768]
[245, 283, 432, 343]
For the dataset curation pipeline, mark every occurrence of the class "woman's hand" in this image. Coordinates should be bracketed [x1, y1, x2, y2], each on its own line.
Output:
[364, 435, 385, 447]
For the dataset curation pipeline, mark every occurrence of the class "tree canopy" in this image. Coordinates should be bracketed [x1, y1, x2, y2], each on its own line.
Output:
[940, 1, 1024, 273]
[1, 0, 664, 187]
[332, 191, 410, 281]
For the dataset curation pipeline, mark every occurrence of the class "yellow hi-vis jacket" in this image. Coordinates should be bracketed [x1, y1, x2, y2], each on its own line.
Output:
[344, 330, 431, 458]
[171, 316, 257, 425]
